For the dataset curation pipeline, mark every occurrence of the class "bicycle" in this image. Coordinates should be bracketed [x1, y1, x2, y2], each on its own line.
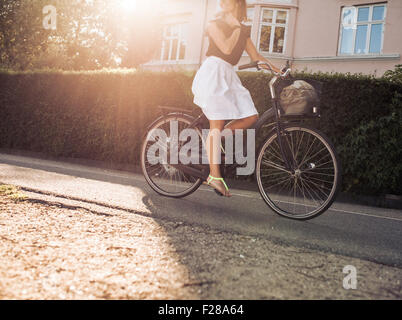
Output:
[140, 61, 341, 220]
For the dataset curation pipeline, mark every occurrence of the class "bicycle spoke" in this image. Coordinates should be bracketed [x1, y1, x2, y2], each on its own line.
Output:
[295, 130, 304, 162]
[261, 159, 290, 173]
[304, 171, 334, 177]
[142, 116, 204, 196]
[261, 170, 289, 178]
[300, 177, 326, 204]
[302, 176, 331, 198]
[292, 178, 297, 214]
[299, 135, 317, 166]
[262, 173, 290, 186]
[303, 174, 333, 190]
[296, 178, 309, 215]
[278, 179, 292, 200]
[285, 132, 296, 162]
[146, 164, 163, 176]
[299, 146, 330, 169]
[299, 177, 321, 207]
[257, 126, 339, 219]
[263, 175, 292, 190]
[262, 145, 285, 165]
[272, 139, 287, 164]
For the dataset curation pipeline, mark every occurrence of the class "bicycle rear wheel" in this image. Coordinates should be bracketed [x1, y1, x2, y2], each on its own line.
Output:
[256, 124, 341, 220]
[141, 113, 206, 198]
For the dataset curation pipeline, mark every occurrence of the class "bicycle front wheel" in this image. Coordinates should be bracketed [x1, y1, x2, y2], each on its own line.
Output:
[256, 125, 341, 220]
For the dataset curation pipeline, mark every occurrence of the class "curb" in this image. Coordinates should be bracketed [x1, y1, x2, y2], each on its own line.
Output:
[1, 147, 401, 210]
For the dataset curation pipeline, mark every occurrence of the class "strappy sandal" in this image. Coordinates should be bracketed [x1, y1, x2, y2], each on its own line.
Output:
[203, 174, 231, 197]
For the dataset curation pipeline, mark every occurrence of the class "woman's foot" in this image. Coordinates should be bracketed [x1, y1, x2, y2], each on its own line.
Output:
[203, 175, 232, 197]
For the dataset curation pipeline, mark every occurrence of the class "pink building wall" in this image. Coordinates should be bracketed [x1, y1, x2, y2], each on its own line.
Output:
[288, 0, 402, 76]
[144, 0, 401, 76]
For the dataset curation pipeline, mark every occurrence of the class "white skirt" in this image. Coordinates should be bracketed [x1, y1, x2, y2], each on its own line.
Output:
[191, 56, 259, 120]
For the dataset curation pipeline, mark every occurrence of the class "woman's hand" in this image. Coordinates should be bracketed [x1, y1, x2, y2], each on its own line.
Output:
[245, 39, 283, 75]
[260, 62, 283, 75]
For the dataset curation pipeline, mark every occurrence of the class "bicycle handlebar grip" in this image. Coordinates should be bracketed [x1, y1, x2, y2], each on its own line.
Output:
[238, 61, 258, 70]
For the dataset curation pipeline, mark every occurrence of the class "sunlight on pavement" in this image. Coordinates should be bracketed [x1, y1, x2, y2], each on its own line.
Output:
[0, 194, 199, 299]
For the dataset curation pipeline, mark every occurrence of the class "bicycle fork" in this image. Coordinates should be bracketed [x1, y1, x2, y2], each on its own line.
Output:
[273, 100, 297, 173]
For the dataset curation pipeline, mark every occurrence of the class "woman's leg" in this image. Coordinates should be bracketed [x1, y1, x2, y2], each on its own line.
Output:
[206, 119, 225, 178]
[222, 114, 259, 164]
[224, 114, 259, 133]
[205, 119, 231, 197]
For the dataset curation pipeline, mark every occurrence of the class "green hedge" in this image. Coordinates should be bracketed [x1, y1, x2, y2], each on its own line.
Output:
[0, 69, 401, 196]
[0, 70, 195, 164]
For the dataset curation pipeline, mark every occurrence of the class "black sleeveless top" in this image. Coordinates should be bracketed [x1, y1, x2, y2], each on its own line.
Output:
[206, 18, 251, 66]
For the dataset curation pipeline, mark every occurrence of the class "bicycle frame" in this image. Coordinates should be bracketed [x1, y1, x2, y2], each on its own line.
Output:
[253, 75, 297, 172]
[152, 68, 317, 180]
[142, 63, 339, 219]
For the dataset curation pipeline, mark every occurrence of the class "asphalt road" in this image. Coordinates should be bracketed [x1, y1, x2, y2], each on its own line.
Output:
[0, 152, 401, 268]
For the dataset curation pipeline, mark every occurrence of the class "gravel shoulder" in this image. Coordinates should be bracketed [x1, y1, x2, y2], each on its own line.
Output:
[0, 185, 401, 300]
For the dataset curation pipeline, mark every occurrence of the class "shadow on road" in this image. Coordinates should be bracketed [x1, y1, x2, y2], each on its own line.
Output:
[1, 152, 401, 298]
[138, 192, 402, 299]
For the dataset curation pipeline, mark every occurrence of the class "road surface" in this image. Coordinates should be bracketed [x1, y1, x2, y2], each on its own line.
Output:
[1, 152, 401, 268]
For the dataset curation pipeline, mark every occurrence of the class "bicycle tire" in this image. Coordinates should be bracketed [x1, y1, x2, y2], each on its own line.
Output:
[256, 124, 341, 220]
[141, 113, 206, 198]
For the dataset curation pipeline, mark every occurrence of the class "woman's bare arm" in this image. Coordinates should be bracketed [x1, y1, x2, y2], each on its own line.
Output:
[207, 22, 241, 55]
[244, 38, 282, 74]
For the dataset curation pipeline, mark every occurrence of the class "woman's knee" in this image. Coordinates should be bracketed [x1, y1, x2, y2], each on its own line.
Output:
[249, 114, 259, 125]
[209, 120, 226, 130]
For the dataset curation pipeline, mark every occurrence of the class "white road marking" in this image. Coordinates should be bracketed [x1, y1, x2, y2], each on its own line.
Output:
[199, 186, 402, 222]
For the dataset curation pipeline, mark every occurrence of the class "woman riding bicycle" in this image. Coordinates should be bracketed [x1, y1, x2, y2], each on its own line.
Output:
[191, 0, 283, 197]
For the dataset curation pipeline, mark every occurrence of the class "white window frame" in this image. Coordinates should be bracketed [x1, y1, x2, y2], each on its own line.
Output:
[338, 3, 387, 56]
[245, 6, 256, 27]
[241, 6, 257, 57]
[256, 7, 289, 55]
[160, 23, 187, 61]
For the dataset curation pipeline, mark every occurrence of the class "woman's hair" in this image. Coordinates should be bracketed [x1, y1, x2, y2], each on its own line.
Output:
[215, 0, 248, 22]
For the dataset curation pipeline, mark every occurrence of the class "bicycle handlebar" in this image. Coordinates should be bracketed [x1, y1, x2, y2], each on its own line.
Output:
[238, 61, 259, 70]
[238, 60, 292, 78]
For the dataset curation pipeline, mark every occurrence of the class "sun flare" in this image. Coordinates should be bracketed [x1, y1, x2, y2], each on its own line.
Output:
[120, 0, 138, 12]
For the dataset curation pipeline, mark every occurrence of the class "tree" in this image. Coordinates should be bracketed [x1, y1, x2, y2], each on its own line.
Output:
[0, 0, 163, 70]
[383, 64, 402, 86]
[0, 0, 51, 69]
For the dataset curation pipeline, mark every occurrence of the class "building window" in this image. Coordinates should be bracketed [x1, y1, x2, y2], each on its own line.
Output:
[339, 4, 386, 55]
[257, 8, 289, 54]
[160, 23, 187, 61]
[245, 7, 255, 26]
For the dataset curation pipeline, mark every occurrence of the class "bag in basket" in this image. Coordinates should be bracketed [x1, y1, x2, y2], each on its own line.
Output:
[279, 80, 319, 115]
